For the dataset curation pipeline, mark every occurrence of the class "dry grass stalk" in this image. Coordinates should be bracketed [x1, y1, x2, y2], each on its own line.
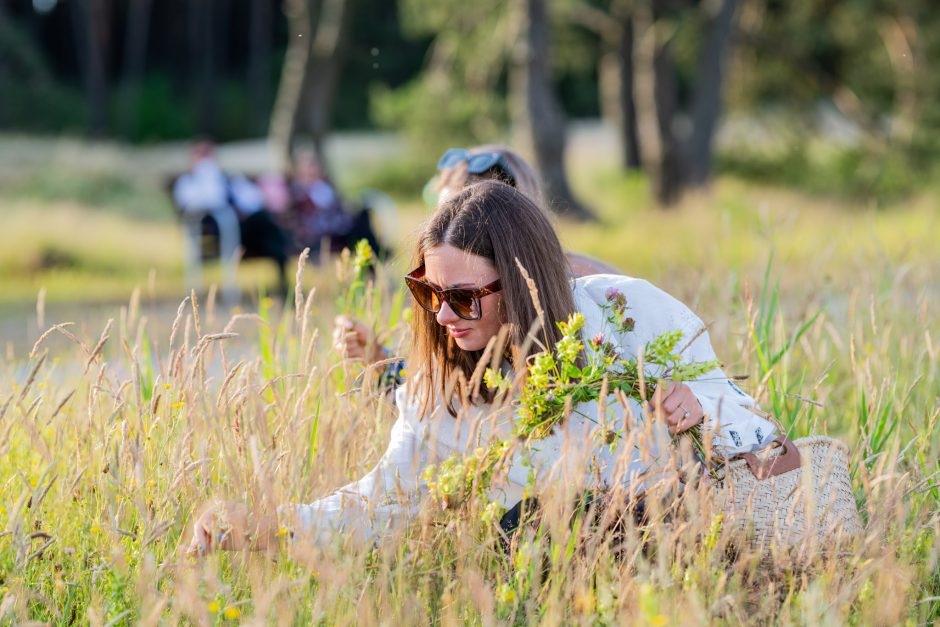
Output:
[190, 289, 202, 339]
[0, 237, 935, 624]
[295, 247, 310, 323]
[17, 351, 47, 401]
[83, 318, 113, 374]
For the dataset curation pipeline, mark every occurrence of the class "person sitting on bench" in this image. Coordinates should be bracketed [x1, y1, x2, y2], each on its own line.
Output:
[289, 151, 384, 259]
[173, 140, 289, 298]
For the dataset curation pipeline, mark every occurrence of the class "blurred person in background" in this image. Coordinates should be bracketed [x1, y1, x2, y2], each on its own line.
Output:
[173, 139, 289, 297]
[289, 150, 385, 259]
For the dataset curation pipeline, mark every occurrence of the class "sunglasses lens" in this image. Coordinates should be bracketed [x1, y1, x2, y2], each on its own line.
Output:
[405, 270, 486, 321]
[406, 279, 438, 313]
[445, 290, 478, 320]
[438, 148, 469, 171]
[466, 153, 501, 174]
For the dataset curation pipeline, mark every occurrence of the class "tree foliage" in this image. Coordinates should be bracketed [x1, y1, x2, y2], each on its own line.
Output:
[4, 0, 940, 201]
[371, 0, 515, 155]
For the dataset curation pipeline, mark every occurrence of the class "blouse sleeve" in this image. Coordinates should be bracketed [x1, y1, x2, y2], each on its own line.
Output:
[279, 385, 427, 544]
[576, 275, 777, 456]
[675, 315, 777, 454]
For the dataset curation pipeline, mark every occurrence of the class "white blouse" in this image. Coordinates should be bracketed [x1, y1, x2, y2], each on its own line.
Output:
[283, 274, 776, 543]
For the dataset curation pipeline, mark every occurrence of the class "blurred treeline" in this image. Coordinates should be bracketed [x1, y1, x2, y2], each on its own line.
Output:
[2, 0, 940, 204]
[0, 0, 426, 140]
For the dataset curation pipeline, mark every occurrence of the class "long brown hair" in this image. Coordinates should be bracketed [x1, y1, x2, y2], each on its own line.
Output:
[410, 180, 575, 414]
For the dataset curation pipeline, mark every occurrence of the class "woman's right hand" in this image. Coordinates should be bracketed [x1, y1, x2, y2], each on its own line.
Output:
[186, 499, 278, 556]
[333, 315, 384, 364]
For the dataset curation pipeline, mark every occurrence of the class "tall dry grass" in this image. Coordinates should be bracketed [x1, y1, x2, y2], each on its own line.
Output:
[0, 227, 936, 625]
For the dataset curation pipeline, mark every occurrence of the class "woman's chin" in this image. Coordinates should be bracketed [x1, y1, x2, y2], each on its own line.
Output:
[453, 336, 484, 352]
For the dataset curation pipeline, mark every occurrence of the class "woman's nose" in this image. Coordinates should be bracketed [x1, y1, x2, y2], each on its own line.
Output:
[436, 301, 460, 326]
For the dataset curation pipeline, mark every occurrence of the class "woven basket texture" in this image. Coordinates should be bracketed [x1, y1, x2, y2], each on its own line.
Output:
[711, 436, 864, 554]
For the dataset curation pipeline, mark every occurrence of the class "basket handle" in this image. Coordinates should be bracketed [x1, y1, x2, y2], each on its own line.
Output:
[738, 435, 801, 480]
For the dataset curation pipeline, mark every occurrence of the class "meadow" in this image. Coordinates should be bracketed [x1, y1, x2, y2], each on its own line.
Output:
[0, 137, 937, 624]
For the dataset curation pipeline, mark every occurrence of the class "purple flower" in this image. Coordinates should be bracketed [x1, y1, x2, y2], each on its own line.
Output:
[606, 287, 628, 309]
[590, 332, 606, 348]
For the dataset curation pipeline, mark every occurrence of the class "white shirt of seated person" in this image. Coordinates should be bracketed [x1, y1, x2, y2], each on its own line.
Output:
[174, 158, 263, 216]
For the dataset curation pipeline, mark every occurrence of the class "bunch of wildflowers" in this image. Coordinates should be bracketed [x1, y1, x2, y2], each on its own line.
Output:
[421, 441, 512, 511]
[510, 288, 719, 457]
[422, 287, 722, 524]
[337, 239, 375, 317]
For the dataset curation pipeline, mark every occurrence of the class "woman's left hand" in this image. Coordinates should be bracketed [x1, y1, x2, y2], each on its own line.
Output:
[648, 382, 704, 434]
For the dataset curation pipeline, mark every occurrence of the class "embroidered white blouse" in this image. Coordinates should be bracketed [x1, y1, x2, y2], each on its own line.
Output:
[283, 274, 776, 542]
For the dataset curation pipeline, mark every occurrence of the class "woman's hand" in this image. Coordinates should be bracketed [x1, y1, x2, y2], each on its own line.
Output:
[332, 315, 384, 364]
[649, 382, 704, 435]
[187, 500, 279, 556]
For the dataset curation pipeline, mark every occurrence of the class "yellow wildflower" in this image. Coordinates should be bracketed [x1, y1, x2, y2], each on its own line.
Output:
[573, 588, 595, 614]
[497, 583, 516, 606]
[223, 606, 241, 620]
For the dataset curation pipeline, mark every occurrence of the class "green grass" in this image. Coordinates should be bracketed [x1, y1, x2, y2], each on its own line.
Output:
[0, 198, 289, 309]
[0, 154, 936, 623]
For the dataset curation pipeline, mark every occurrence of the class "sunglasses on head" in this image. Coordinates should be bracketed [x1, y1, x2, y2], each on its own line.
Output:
[404, 264, 502, 321]
[437, 148, 516, 187]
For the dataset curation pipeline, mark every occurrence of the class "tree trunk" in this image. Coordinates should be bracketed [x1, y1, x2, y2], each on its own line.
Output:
[617, 17, 641, 171]
[249, 0, 273, 135]
[599, 51, 619, 128]
[71, 0, 111, 137]
[269, 0, 315, 171]
[512, 0, 594, 221]
[297, 0, 354, 163]
[0, 5, 52, 82]
[0, 2, 10, 100]
[189, 0, 216, 135]
[570, 0, 641, 173]
[119, 0, 152, 139]
[633, 2, 682, 206]
[686, 0, 736, 186]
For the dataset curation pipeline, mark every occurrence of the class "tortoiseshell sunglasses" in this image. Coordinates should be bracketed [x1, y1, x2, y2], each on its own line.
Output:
[404, 264, 501, 321]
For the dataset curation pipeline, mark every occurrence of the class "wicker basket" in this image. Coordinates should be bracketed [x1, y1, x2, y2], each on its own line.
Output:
[708, 435, 864, 555]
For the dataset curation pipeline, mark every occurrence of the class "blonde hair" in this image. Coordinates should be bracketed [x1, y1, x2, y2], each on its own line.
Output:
[435, 145, 542, 206]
